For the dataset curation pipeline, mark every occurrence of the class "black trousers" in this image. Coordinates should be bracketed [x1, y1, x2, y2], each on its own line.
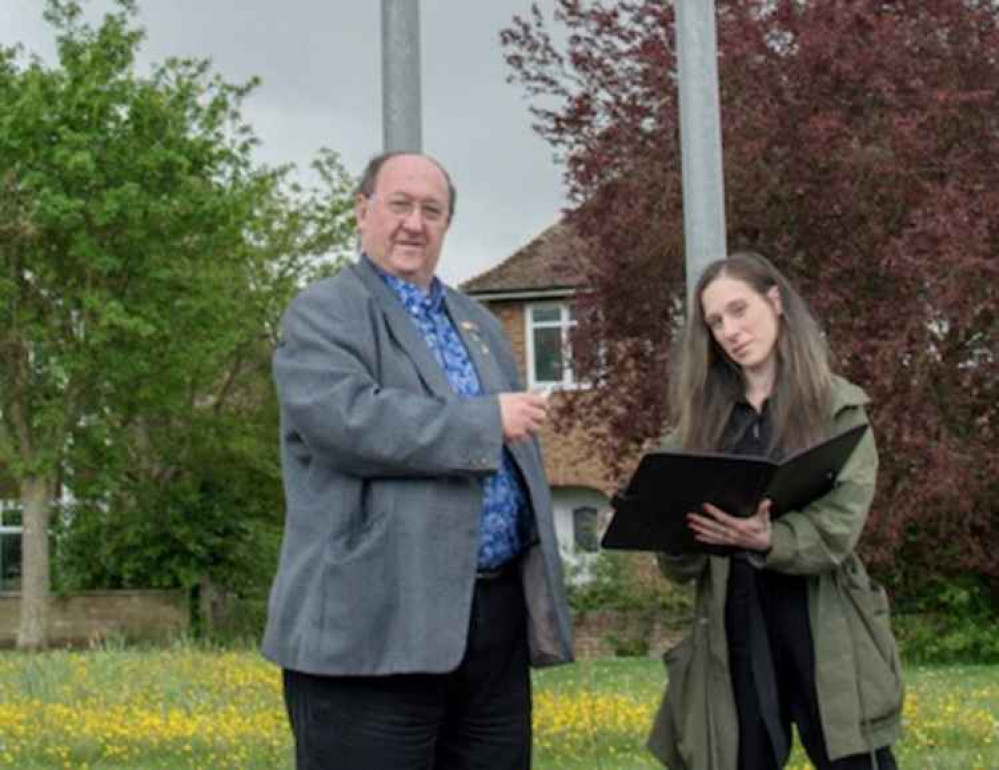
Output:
[726, 558, 898, 770]
[283, 569, 531, 770]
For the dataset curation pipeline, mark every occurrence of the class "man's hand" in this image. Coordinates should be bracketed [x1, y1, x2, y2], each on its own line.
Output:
[498, 392, 549, 442]
[687, 499, 773, 552]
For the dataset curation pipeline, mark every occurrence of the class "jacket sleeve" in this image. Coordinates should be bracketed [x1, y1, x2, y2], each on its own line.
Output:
[760, 404, 878, 575]
[274, 286, 504, 479]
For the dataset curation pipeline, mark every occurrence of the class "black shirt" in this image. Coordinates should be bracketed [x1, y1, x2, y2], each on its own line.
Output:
[723, 396, 806, 764]
[722, 397, 778, 459]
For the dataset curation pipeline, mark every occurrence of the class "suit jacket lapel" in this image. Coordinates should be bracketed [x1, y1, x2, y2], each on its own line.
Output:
[444, 291, 539, 473]
[445, 293, 507, 396]
[353, 259, 454, 398]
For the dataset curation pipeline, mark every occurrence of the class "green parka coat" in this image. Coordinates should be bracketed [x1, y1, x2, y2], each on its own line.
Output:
[647, 376, 904, 769]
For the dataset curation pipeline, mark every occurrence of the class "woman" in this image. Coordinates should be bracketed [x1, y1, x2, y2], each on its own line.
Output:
[647, 253, 903, 770]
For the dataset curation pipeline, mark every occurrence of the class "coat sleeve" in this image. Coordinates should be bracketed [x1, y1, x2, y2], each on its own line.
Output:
[273, 285, 504, 479]
[760, 404, 878, 575]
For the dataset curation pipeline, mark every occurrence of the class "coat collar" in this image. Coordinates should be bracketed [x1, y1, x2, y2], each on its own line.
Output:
[351, 257, 507, 397]
[828, 375, 870, 417]
[352, 257, 453, 398]
[443, 295, 505, 395]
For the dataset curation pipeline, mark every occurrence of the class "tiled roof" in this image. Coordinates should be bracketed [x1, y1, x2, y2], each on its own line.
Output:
[460, 221, 587, 296]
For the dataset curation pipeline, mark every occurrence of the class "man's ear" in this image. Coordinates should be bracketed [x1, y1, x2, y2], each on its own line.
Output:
[767, 285, 782, 316]
[354, 194, 369, 227]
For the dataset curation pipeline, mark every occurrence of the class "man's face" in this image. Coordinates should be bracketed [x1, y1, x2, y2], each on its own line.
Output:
[355, 154, 451, 289]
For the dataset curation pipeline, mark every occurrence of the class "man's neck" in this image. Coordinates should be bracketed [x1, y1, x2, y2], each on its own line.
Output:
[363, 253, 437, 294]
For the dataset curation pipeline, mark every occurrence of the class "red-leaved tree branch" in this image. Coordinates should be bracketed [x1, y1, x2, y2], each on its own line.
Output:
[502, 0, 998, 594]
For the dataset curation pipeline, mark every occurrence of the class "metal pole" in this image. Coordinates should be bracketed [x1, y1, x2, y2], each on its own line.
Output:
[381, 0, 423, 152]
[675, 0, 727, 306]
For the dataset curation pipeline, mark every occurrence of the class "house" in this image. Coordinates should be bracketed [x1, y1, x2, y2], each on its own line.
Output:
[461, 221, 623, 572]
[0, 471, 21, 593]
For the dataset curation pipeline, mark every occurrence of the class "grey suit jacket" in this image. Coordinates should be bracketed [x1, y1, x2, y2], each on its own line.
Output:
[262, 257, 574, 675]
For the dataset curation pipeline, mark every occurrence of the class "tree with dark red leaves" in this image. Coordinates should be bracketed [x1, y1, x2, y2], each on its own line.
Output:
[502, 0, 998, 598]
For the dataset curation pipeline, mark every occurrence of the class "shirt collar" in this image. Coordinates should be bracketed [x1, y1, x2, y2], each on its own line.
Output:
[365, 254, 444, 316]
[734, 394, 771, 414]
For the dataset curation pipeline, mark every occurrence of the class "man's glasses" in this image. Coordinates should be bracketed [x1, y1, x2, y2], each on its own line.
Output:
[379, 196, 447, 224]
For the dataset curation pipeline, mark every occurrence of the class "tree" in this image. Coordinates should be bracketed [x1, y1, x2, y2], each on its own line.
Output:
[54, 151, 353, 636]
[502, 0, 998, 596]
[0, 0, 353, 649]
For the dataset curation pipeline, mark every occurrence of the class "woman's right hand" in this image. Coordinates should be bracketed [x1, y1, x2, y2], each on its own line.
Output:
[687, 498, 773, 552]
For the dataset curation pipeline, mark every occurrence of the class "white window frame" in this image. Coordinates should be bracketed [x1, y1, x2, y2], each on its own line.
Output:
[525, 301, 582, 390]
[0, 500, 23, 593]
[0, 500, 22, 531]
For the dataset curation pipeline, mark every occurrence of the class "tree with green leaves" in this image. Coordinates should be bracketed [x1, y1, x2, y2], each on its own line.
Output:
[0, 0, 353, 649]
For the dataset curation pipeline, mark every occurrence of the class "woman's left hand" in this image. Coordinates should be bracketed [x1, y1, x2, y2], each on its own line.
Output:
[687, 499, 773, 552]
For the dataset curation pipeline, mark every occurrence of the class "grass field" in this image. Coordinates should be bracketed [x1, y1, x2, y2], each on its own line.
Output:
[0, 647, 996, 769]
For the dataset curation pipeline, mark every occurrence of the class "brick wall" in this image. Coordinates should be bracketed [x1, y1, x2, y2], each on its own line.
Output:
[0, 589, 689, 659]
[0, 590, 189, 648]
[572, 609, 687, 659]
[488, 300, 528, 383]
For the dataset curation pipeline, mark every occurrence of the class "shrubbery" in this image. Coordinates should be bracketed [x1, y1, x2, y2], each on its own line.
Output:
[571, 552, 999, 664]
[893, 575, 999, 664]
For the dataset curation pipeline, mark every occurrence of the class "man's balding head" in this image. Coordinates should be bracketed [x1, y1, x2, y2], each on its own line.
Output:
[354, 153, 454, 289]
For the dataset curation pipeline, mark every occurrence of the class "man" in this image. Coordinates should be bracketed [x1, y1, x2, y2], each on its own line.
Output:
[262, 151, 574, 770]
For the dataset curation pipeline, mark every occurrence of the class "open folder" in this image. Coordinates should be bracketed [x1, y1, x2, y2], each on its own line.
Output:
[600, 423, 868, 555]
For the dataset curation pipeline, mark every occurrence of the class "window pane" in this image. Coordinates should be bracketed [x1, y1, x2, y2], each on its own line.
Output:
[573, 507, 599, 553]
[531, 305, 561, 324]
[1, 534, 21, 592]
[2, 508, 22, 528]
[533, 327, 564, 383]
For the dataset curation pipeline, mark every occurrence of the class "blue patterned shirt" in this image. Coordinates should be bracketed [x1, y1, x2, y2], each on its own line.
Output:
[371, 259, 529, 570]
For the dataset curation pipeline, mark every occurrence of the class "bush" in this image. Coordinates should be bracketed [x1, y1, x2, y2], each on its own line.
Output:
[893, 575, 999, 664]
[566, 551, 693, 616]
[566, 551, 693, 658]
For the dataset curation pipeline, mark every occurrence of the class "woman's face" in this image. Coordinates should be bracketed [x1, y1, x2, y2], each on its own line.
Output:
[700, 273, 782, 374]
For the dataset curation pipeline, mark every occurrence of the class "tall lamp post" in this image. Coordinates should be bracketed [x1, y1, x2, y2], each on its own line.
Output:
[381, 0, 423, 152]
[675, 0, 727, 305]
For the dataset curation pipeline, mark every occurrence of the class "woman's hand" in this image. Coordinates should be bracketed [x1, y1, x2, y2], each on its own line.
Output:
[687, 499, 773, 552]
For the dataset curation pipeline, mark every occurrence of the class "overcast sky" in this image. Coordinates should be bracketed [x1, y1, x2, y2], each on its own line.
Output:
[0, 0, 567, 286]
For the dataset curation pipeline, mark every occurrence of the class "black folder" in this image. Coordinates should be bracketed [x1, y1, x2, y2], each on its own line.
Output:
[600, 423, 868, 555]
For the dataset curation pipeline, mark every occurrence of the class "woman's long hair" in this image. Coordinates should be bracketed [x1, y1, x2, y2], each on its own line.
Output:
[669, 252, 832, 453]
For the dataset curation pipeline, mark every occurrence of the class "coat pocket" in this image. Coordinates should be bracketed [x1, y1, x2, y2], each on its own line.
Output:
[324, 479, 392, 563]
[840, 567, 905, 725]
[648, 631, 699, 769]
